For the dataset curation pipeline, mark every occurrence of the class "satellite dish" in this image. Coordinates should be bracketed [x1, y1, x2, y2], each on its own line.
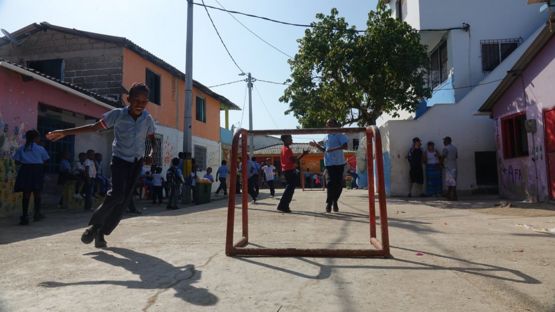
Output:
[1, 29, 21, 45]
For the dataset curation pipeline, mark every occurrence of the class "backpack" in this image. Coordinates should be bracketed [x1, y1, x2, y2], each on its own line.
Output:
[166, 167, 181, 186]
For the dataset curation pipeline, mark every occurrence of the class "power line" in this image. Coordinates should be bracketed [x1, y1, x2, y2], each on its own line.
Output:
[208, 79, 244, 88]
[200, 0, 245, 74]
[431, 77, 504, 94]
[193, 2, 315, 29]
[257, 78, 290, 85]
[253, 84, 279, 128]
[213, 0, 293, 59]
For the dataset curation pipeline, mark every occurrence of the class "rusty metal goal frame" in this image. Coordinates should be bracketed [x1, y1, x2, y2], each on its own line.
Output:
[225, 126, 390, 258]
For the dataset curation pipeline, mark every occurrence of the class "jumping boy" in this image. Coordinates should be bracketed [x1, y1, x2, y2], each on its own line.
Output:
[46, 82, 157, 248]
[277, 135, 308, 213]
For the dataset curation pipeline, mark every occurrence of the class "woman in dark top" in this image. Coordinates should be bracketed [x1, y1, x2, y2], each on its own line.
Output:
[13, 130, 50, 225]
[407, 137, 424, 197]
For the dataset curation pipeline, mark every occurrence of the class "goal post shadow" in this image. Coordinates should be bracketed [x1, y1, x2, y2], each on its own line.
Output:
[225, 126, 391, 258]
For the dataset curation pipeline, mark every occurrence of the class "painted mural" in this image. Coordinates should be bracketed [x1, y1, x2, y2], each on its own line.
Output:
[0, 112, 24, 217]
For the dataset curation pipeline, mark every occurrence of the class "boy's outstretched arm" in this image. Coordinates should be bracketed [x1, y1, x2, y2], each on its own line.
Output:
[46, 121, 104, 142]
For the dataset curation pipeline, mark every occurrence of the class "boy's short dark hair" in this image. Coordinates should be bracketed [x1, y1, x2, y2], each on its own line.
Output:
[281, 134, 292, 142]
[172, 157, 180, 166]
[412, 137, 421, 143]
[221, 160, 227, 165]
[129, 82, 150, 98]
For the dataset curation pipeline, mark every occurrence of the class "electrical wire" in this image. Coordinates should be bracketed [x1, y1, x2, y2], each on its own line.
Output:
[253, 84, 279, 128]
[257, 78, 290, 85]
[201, 0, 245, 74]
[193, 2, 315, 29]
[431, 77, 504, 94]
[213, 0, 293, 59]
[208, 79, 244, 88]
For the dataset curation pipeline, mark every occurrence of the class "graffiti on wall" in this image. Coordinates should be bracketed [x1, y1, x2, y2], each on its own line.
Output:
[162, 138, 176, 167]
[0, 112, 25, 217]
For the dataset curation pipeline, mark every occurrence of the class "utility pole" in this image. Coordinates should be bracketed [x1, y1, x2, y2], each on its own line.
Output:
[247, 72, 254, 156]
[182, 0, 193, 204]
[184, 0, 193, 158]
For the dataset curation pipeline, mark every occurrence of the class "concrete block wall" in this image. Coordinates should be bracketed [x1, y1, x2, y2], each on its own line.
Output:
[0, 29, 123, 101]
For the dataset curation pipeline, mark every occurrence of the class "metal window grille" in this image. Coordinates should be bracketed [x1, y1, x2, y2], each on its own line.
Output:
[145, 134, 163, 166]
[194, 145, 207, 170]
[481, 38, 521, 72]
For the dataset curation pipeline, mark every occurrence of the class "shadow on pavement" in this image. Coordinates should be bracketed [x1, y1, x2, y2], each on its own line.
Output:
[234, 244, 541, 285]
[38, 247, 218, 307]
[0, 197, 229, 245]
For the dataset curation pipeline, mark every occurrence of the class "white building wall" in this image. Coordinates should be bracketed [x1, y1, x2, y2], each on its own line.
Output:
[380, 25, 545, 196]
[155, 124, 222, 192]
[382, 0, 546, 125]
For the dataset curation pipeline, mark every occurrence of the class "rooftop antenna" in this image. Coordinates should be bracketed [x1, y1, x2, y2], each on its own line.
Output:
[1, 29, 22, 45]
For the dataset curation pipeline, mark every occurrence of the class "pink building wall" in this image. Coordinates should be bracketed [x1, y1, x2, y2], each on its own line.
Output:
[492, 36, 555, 201]
[0, 66, 109, 217]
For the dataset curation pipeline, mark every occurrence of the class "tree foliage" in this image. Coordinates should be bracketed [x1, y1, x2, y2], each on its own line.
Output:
[280, 5, 431, 127]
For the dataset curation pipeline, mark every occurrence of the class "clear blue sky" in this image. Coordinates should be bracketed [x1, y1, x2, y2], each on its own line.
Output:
[0, 0, 378, 141]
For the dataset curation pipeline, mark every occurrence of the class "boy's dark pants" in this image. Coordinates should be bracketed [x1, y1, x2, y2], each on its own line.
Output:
[247, 175, 258, 201]
[277, 170, 297, 210]
[326, 165, 344, 205]
[83, 179, 95, 211]
[216, 177, 227, 195]
[267, 180, 275, 196]
[152, 186, 163, 203]
[89, 157, 143, 235]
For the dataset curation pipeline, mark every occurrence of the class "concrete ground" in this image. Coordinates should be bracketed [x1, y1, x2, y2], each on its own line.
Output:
[1, 189, 554, 312]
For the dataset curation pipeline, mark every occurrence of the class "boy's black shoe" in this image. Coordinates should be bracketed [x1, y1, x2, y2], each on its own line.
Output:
[81, 226, 97, 244]
[325, 203, 332, 213]
[19, 216, 29, 225]
[333, 202, 339, 212]
[277, 207, 291, 213]
[95, 232, 107, 248]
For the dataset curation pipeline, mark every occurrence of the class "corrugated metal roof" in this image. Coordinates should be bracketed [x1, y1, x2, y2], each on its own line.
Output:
[254, 143, 320, 155]
[254, 143, 356, 155]
[0, 58, 119, 107]
[0, 22, 241, 111]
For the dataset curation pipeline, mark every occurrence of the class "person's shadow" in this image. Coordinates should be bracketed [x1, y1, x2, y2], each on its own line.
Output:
[39, 247, 218, 307]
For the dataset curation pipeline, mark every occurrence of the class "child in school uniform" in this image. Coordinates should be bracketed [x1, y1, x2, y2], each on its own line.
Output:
[47, 83, 157, 248]
[13, 130, 49, 225]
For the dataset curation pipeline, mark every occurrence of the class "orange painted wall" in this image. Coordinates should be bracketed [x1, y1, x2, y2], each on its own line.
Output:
[191, 88, 220, 141]
[122, 48, 220, 141]
[122, 48, 183, 130]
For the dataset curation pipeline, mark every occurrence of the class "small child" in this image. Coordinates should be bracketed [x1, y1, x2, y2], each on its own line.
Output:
[83, 149, 97, 211]
[151, 167, 163, 204]
[73, 152, 86, 199]
[166, 158, 184, 210]
[203, 167, 214, 183]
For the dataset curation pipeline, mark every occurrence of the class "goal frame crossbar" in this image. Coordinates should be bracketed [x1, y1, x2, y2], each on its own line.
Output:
[225, 126, 391, 258]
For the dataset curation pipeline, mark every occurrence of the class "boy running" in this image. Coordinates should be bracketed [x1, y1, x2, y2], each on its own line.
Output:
[46, 83, 157, 248]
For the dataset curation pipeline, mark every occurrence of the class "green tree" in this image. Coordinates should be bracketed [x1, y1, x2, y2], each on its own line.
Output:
[280, 5, 431, 127]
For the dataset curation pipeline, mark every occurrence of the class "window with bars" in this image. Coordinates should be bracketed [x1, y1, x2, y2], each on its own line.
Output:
[145, 69, 161, 105]
[429, 41, 448, 89]
[196, 96, 206, 123]
[194, 145, 207, 170]
[501, 113, 529, 159]
[145, 134, 163, 166]
[481, 38, 521, 72]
